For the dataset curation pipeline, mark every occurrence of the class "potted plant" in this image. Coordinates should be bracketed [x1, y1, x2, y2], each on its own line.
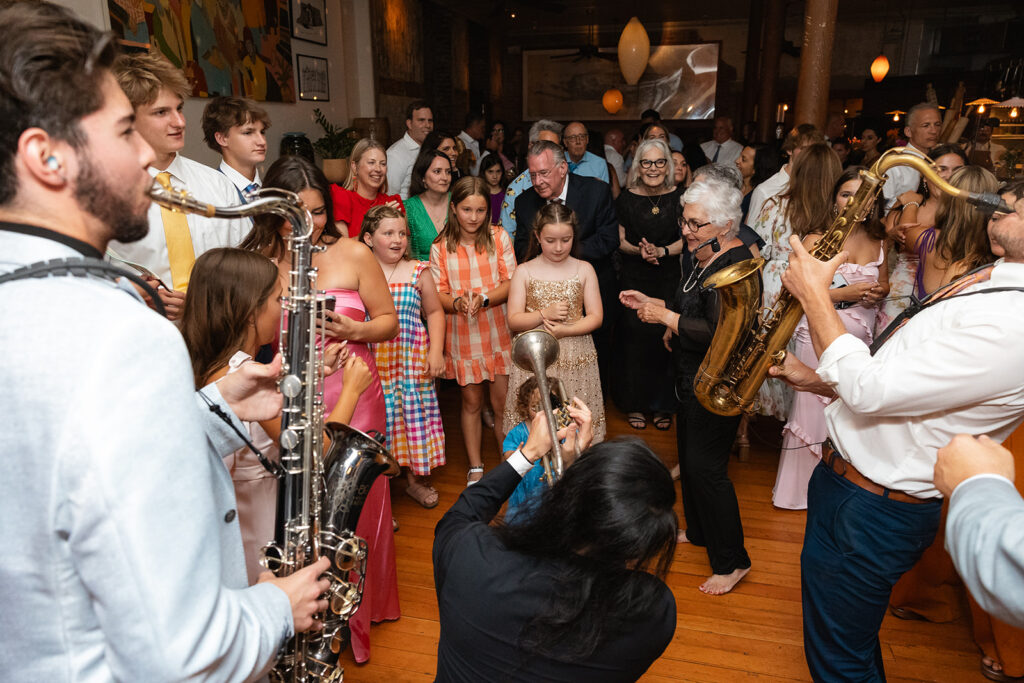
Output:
[312, 108, 359, 184]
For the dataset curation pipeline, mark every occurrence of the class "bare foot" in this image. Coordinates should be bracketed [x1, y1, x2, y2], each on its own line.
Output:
[676, 529, 689, 544]
[670, 464, 680, 480]
[699, 567, 750, 595]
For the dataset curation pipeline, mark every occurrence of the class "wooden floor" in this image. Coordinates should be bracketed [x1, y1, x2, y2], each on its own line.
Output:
[339, 382, 985, 682]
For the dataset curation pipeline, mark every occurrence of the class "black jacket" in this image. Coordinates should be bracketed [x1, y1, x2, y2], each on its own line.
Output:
[512, 173, 618, 272]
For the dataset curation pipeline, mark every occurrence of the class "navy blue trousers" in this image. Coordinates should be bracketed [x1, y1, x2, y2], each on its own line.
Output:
[801, 461, 942, 682]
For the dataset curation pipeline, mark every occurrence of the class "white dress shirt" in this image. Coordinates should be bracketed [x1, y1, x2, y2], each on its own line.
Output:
[881, 143, 927, 210]
[219, 159, 262, 200]
[818, 260, 1024, 498]
[386, 132, 421, 200]
[701, 138, 743, 166]
[604, 145, 626, 185]
[0, 230, 293, 682]
[458, 130, 482, 176]
[111, 154, 250, 285]
[746, 167, 789, 226]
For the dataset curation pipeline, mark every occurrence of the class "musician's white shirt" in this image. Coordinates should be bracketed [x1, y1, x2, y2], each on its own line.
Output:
[880, 142, 927, 210]
[110, 153, 250, 285]
[0, 231, 292, 681]
[818, 260, 1024, 498]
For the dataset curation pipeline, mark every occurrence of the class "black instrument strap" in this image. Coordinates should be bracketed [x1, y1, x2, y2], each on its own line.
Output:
[870, 286, 1024, 355]
[0, 256, 167, 318]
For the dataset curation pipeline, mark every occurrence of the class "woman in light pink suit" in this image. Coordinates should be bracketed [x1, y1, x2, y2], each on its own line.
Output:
[773, 168, 889, 509]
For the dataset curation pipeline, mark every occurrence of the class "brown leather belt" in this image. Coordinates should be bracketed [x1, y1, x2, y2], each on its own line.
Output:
[821, 441, 930, 505]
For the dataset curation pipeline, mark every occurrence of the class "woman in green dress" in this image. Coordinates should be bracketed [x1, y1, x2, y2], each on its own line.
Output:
[404, 149, 452, 261]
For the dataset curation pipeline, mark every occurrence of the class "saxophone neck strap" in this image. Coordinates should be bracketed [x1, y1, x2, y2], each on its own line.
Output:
[869, 263, 1024, 355]
[0, 256, 167, 318]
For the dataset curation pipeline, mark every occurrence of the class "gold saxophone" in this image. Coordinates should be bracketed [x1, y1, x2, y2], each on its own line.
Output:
[149, 177, 398, 683]
[694, 148, 1011, 416]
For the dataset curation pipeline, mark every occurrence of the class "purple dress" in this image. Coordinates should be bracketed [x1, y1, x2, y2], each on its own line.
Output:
[772, 246, 883, 509]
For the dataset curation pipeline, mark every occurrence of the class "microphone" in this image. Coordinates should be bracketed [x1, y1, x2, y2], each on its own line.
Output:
[695, 237, 721, 253]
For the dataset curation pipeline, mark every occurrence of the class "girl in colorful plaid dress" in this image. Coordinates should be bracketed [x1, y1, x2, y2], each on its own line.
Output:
[430, 176, 517, 485]
[360, 205, 447, 508]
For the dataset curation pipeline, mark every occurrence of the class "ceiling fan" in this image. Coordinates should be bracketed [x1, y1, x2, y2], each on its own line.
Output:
[551, 11, 617, 63]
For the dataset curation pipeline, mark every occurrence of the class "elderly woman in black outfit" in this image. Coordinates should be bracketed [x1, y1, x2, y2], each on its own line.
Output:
[613, 138, 683, 431]
[620, 178, 753, 596]
[433, 408, 678, 681]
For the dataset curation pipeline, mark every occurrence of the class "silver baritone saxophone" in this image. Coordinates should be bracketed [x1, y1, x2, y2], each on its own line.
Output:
[149, 177, 399, 683]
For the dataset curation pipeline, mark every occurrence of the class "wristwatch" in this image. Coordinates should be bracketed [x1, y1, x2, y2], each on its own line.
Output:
[481, 294, 490, 308]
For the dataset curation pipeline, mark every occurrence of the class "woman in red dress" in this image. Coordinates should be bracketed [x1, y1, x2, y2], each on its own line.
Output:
[332, 138, 404, 237]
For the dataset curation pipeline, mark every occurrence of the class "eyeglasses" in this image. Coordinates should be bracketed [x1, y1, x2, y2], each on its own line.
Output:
[639, 158, 668, 169]
[564, 134, 589, 143]
[679, 217, 712, 232]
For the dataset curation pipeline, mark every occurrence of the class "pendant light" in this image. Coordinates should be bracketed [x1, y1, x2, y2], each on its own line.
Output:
[602, 89, 624, 115]
[870, 54, 890, 83]
[617, 17, 650, 85]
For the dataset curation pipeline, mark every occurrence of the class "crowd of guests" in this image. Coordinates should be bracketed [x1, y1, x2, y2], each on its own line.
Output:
[110, 47, 1021, 665]
[4, 3, 1024, 681]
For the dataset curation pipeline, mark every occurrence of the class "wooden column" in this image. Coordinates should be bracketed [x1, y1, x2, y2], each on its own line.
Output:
[793, 0, 838, 129]
[741, 0, 764, 133]
[756, 0, 786, 144]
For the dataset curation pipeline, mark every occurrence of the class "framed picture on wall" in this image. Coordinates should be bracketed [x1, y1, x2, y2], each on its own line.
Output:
[297, 54, 330, 101]
[291, 0, 327, 45]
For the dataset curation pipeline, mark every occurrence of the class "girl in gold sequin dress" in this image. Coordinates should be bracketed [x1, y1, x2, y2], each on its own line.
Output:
[502, 203, 606, 443]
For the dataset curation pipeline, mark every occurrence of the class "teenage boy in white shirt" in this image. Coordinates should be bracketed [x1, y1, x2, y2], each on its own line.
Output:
[202, 96, 270, 201]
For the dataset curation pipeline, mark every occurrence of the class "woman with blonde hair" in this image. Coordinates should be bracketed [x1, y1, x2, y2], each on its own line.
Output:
[330, 137, 404, 237]
[916, 165, 999, 295]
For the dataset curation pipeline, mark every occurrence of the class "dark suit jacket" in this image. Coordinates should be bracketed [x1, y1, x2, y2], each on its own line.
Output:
[432, 461, 676, 682]
[513, 173, 619, 271]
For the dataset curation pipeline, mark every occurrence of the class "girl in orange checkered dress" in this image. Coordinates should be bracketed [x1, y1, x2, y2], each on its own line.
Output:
[429, 177, 517, 485]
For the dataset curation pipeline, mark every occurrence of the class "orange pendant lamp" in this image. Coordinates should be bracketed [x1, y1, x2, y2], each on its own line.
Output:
[602, 88, 624, 115]
[870, 54, 890, 83]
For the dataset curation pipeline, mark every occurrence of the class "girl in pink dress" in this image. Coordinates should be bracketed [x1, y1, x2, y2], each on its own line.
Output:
[240, 156, 400, 663]
[773, 167, 889, 509]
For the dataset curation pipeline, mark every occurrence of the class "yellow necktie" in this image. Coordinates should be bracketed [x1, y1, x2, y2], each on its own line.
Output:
[156, 171, 195, 292]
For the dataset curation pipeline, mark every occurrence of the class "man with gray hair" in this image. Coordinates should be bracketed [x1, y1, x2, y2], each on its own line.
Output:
[499, 119, 564, 238]
[700, 116, 742, 166]
[881, 102, 941, 210]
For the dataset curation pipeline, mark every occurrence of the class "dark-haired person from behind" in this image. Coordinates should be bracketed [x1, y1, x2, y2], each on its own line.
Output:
[433, 412, 677, 682]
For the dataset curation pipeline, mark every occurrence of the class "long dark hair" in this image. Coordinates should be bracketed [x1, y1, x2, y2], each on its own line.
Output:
[784, 143, 842, 238]
[478, 152, 507, 191]
[239, 155, 340, 260]
[409, 148, 451, 197]
[180, 248, 279, 388]
[830, 166, 886, 240]
[494, 439, 677, 660]
[751, 144, 781, 188]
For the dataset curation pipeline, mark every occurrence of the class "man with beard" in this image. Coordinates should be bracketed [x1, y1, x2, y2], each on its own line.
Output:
[110, 51, 249, 318]
[0, 2, 329, 680]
